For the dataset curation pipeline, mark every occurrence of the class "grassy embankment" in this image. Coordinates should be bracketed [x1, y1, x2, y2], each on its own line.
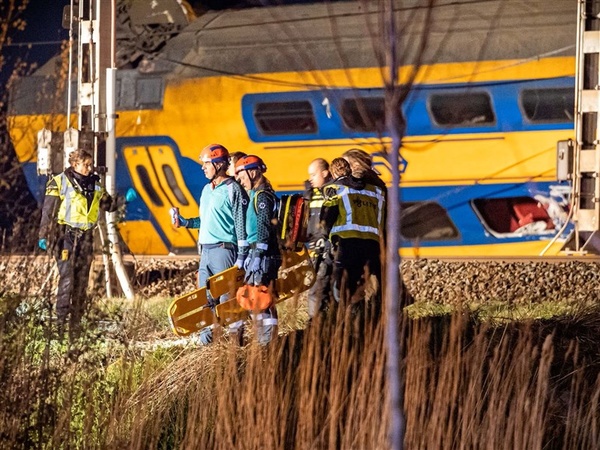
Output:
[1, 256, 599, 449]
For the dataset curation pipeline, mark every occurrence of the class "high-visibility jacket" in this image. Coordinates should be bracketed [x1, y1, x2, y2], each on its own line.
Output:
[323, 179, 385, 242]
[306, 187, 327, 244]
[51, 172, 104, 230]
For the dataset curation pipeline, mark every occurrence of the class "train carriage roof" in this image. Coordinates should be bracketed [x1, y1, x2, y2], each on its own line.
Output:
[9, 0, 577, 116]
[153, 0, 576, 80]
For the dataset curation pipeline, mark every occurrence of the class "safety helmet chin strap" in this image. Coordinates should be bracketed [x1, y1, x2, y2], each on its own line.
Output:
[206, 160, 229, 182]
[248, 169, 261, 189]
[204, 162, 217, 182]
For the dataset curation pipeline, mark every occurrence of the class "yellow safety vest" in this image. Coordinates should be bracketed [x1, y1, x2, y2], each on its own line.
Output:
[324, 182, 385, 241]
[308, 187, 325, 210]
[53, 173, 104, 230]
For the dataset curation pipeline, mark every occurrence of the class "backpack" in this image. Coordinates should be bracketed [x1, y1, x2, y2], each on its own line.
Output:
[277, 194, 309, 250]
[253, 190, 309, 251]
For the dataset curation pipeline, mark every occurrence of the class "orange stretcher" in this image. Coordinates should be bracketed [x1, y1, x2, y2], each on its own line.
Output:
[167, 249, 316, 336]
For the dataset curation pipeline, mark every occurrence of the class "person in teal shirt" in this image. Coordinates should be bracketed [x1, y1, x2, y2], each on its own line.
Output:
[235, 155, 281, 345]
[171, 143, 249, 344]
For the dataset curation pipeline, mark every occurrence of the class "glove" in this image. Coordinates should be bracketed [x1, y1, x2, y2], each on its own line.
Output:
[235, 255, 247, 270]
[125, 187, 137, 203]
[169, 207, 188, 228]
[38, 238, 47, 251]
[197, 326, 213, 346]
[243, 255, 252, 271]
[244, 255, 263, 284]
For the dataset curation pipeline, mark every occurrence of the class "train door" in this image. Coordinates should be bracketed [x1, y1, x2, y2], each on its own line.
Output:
[121, 137, 198, 253]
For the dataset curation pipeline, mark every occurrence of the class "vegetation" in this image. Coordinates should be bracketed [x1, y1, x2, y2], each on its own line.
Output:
[0, 2, 598, 449]
[1, 261, 600, 449]
[0, 0, 39, 253]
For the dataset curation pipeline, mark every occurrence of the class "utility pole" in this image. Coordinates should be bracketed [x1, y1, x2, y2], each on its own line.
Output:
[571, 0, 600, 252]
[76, 0, 134, 298]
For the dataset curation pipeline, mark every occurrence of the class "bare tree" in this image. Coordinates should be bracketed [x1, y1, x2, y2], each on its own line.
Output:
[0, 0, 36, 252]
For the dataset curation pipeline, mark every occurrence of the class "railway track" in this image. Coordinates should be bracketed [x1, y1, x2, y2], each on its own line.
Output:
[1, 252, 600, 266]
[2, 253, 599, 304]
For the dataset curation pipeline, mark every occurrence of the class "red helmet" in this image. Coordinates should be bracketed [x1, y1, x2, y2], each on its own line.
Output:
[235, 155, 267, 174]
[199, 144, 229, 164]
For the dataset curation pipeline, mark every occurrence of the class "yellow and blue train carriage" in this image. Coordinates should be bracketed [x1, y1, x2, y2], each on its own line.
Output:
[113, 70, 575, 256]
[8, 0, 579, 256]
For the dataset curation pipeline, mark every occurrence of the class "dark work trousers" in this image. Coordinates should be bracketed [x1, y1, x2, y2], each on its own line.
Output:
[307, 248, 333, 318]
[54, 228, 94, 328]
[332, 237, 381, 306]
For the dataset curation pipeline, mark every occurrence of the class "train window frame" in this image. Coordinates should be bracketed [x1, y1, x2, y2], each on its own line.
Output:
[428, 91, 496, 127]
[400, 201, 459, 241]
[520, 88, 574, 123]
[162, 164, 189, 206]
[471, 196, 555, 237]
[135, 165, 164, 207]
[253, 100, 318, 136]
[341, 96, 386, 133]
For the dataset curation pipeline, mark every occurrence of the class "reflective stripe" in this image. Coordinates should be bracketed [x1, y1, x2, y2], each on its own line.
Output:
[238, 240, 248, 247]
[331, 223, 380, 235]
[227, 320, 244, 331]
[339, 186, 353, 230]
[253, 313, 279, 327]
[256, 242, 268, 251]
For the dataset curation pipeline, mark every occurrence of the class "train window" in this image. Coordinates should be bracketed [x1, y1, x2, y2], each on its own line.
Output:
[429, 92, 495, 126]
[400, 202, 459, 241]
[253, 101, 317, 135]
[135, 77, 164, 109]
[521, 88, 574, 123]
[116, 74, 136, 110]
[472, 197, 555, 235]
[341, 97, 386, 132]
[162, 164, 189, 206]
[9, 76, 57, 116]
[135, 165, 164, 206]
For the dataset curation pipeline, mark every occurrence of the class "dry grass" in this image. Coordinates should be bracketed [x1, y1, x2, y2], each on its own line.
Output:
[1, 259, 600, 449]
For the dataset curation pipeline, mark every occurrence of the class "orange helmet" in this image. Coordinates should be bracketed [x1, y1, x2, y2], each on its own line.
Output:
[199, 144, 229, 164]
[235, 155, 267, 174]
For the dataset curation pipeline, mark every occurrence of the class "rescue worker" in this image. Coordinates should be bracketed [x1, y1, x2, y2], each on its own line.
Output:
[171, 143, 249, 345]
[304, 158, 333, 318]
[342, 148, 387, 192]
[38, 149, 119, 333]
[321, 157, 386, 305]
[234, 155, 281, 345]
[342, 147, 387, 242]
[226, 151, 247, 177]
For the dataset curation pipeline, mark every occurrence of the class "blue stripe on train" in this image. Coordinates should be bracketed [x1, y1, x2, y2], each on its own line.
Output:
[275, 180, 572, 248]
[242, 77, 574, 143]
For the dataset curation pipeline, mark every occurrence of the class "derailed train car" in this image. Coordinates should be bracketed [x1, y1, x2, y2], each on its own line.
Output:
[7, 0, 579, 256]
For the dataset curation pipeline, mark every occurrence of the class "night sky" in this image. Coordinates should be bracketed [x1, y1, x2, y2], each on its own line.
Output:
[1, 0, 69, 87]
